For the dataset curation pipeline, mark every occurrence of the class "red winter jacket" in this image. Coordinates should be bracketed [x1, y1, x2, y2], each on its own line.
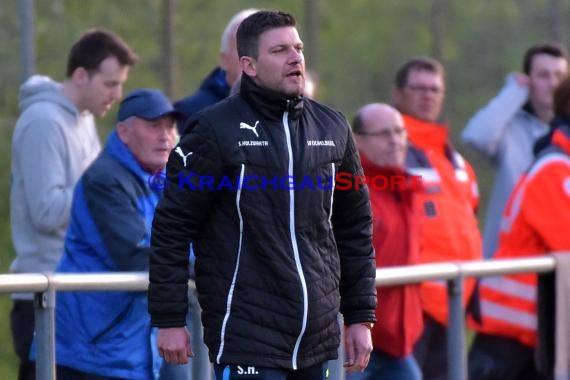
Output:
[360, 155, 424, 357]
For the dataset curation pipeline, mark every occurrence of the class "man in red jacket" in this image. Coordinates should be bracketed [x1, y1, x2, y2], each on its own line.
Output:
[348, 103, 423, 380]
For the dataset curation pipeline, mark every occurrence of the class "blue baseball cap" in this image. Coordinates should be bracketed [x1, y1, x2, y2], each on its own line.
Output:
[117, 88, 181, 122]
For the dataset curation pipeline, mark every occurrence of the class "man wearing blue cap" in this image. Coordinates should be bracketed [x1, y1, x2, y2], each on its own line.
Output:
[41, 89, 179, 379]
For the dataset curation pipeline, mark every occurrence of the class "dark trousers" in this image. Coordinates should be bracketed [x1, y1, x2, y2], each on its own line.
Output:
[10, 300, 35, 380]
[413, 313, 448, 380]
[213, 362, 328, 380]
[468, 333, 548, 380]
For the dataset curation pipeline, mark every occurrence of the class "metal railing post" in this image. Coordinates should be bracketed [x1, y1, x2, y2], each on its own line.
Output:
[191, 289, 211, 380]
[35, 284, 56, 380]
[447, 275, 467, 380]
[328, 313, 345, 380]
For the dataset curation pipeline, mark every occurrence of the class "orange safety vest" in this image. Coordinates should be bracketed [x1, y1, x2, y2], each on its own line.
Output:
[474, 128, 570, 347]
[404, 115, 482, 325]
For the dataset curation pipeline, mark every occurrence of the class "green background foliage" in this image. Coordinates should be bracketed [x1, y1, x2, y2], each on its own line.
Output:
[1, 0, 569, 376]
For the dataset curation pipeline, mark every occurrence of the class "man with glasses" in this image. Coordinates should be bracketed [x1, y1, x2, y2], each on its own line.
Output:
[393, 57, 482, 380]
[348, 103, 424, 380]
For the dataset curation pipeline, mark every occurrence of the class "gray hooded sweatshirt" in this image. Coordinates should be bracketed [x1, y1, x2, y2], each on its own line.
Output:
[461, 74, 549, 259]
[10, 75, 101, 298]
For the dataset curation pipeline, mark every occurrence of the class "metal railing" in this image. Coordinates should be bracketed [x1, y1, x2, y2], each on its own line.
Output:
[0, 254, 561, 380]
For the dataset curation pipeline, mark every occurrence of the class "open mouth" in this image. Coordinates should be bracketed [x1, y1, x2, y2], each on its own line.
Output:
[287, 70, 303, 78]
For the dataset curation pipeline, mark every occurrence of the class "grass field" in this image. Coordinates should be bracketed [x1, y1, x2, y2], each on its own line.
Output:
[0, 296, 18, 378]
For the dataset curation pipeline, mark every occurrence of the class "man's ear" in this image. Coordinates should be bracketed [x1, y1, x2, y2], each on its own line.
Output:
[70, 67, 90, 86]
[116, 121, 130, 144]
[219, 51, 230, 72]
[240, 56, 256, 77]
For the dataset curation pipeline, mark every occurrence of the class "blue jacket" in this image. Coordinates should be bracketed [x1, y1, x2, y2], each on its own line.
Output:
[53, 130, 163, 379]
[174, 67, 230, 133]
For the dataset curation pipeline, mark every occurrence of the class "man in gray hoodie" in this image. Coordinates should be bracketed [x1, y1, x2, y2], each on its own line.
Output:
[9, 29, 137, 380]
[462, 43, 567, 259]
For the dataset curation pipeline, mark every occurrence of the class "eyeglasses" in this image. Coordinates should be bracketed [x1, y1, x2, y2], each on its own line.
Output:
[404, 84, 444, 94]
[356, 127, 406, 139]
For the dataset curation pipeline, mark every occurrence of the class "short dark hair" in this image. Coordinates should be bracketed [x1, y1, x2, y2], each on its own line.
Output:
[236, 10, 296, 59]
[66, 29, 138, 77]
[553, 75, 570, 119]
[352, 112, 365, 135]
[522, 42, 567, 74]
[394, 56, 445, 88]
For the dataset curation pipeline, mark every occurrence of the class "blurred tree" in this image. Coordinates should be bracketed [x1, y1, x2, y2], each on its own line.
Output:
[162, 0, 176, 98]
[430, 0, 449, 62]
[304, 0, 321, 71]
[548, 0, 564, 43]
[18, 0, 35, 81]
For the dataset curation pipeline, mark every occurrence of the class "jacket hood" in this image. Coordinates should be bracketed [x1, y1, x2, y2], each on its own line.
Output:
[200, 67, 230, 99]
[18, 75, 78, 116]
[534, 116, 570, 156]
[551, 119, 570, 156]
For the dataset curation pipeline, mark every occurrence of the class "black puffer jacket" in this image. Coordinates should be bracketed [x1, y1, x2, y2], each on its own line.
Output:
[149, 74, 376, 370]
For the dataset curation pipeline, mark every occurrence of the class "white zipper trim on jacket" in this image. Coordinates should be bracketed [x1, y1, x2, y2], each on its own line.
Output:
[328, 163, 336, 228]
[282, 110, 308, 370]
[216, 164, 246, 364]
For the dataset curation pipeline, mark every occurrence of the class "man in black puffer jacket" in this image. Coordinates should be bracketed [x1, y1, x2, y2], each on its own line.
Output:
[149, 10, 376, 380]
